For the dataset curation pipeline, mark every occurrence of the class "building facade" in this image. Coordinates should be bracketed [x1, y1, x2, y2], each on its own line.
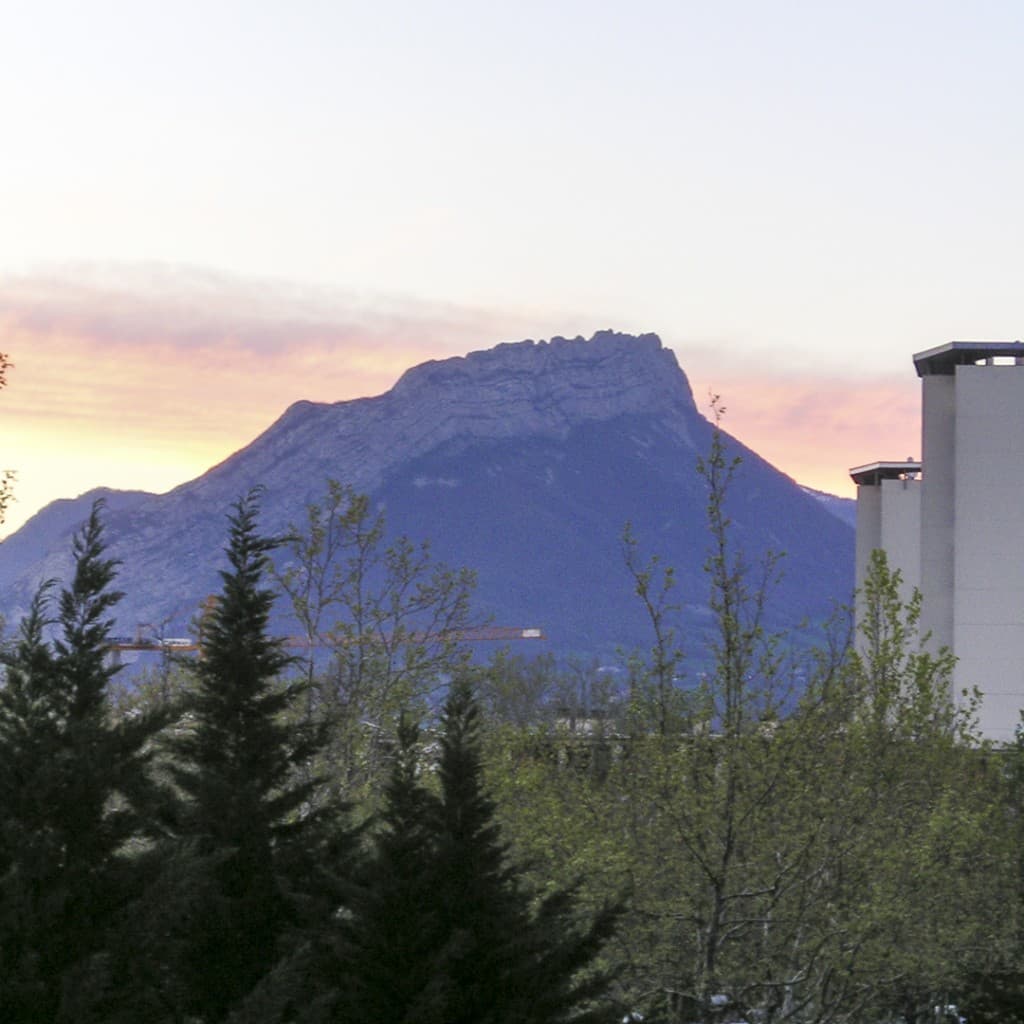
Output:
[853, 341, 1024, 743]
[850, 460, 921, 610]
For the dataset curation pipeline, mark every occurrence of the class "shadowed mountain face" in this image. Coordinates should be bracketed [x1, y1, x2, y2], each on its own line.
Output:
[0, 332, 853, 660]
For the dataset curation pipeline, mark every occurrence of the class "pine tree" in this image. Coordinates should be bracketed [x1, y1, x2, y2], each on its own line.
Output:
[426, 678, 618, 1024]
[163, 490, 342, 1022]
[0, 501, 168, 1021]
[334, 715, 444, 1022]
[337, 678, 618, 1024]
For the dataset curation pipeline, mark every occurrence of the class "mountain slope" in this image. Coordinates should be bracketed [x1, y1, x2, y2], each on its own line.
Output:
[803, 486, 856, 527]
[0, 332, 853, 659]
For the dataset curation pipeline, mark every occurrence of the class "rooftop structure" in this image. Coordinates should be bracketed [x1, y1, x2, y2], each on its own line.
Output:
[914, 340, 1024, 376]
[850, 461, 922, 631]
[849, 461, 921, 487]
[852, 342, 1024, 743]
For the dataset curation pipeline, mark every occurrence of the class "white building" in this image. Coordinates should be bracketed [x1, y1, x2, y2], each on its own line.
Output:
[850, 460, 921, 610]
[852, 340, 1024, 743]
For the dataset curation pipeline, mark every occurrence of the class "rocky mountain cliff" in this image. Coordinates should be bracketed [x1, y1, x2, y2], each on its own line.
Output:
[0, 331, 854, 660]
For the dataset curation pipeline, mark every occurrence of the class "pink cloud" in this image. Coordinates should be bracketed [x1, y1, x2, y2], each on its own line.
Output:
[0, 264, 548, 441]
[0, 264, 553, 534]
[0, 262, 529, 356]
[681, 360, 921, 497]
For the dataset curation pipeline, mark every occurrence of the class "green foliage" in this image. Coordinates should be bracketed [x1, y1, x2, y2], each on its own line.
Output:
[0, 425, 1020, 1023]
[334, 679, 618, 1024]
[622, 522, 688, 736]
[476, 650, 623, 739]
[332, 715, 445, 1022]
[829, 552, 1005, 1017]
[485, 412, 1018, 1024]
[949, 718, 1024, 1023]
[424, 679, 618, 1024]
[852, 548, 968, 737]
[159, 490, 350, 1022]
[0, 501, 168, 1021]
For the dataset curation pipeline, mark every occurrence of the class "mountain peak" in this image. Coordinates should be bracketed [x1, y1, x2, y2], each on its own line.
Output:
[390, 330, 694, 423]
[0, 329, 852, 655]
[242, 331, 700, 503]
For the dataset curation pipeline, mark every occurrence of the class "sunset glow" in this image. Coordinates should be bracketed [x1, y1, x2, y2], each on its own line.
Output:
[0, 274, 517, 534]
[2, 2, 1021, 538]
[686, 369, 921, 498]
[1, 267, 922, 538]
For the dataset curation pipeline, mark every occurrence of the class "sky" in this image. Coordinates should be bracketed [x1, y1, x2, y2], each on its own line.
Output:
[2, 0, 1022, 536]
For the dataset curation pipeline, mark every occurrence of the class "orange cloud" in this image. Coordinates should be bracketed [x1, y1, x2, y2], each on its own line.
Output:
[0, 264, 545, 535]
[680, 356, 921, 498]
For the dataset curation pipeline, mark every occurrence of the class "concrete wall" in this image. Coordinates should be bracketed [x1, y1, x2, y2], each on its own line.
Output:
[854, 477, 921, 623]
[854, 475, 921, 663]
[950, 366, 1024, 742]
[920, 375, 956, 656]
[881, 477, 921, 603]
[854, 482, 882, 599]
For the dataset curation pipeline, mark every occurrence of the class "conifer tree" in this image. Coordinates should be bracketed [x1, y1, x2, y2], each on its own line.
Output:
[0, 501, 167, 1021]
[426, 678, 618, 1024]
[337, 678, 618, 1024]
[164, 490, 342, 1022]
[333, 715, 444, 1022]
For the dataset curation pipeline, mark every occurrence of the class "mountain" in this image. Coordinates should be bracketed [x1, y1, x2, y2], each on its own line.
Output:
[0, 331, 854, 661]
[802, 486, 856, 528]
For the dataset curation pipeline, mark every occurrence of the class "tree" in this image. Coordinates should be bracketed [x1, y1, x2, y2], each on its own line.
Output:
[421, 679, 618, 1024]
[831, 550, 1013, 1023]
[275, 480, 476, 810]
[0, 501, 168, 1021]
[331, 715, 445, 1022]
[327, 679, 618, 1024]
[161, 490, 347, 1022]
[953, 719, 1024, 1024]
[605, 411, 831, 1023]
[621, 520, 688, 738]
[485, 408, 1015, 1024]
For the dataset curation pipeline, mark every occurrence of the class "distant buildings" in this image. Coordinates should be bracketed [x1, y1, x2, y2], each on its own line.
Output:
[852, 341, 1024, 743]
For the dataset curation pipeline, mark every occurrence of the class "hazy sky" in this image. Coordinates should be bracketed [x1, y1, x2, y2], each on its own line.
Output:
[3, 0, 1020, 535]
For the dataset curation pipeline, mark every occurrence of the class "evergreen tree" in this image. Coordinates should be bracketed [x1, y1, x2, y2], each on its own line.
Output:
[338, 678, 618, 1024]
[163, 490, 343, 1022]
[334, 715, 444, 1022]
[0, 501, 167, 1021]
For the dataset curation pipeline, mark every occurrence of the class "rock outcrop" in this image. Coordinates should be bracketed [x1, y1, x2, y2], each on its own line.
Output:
[187, 330, 699, 506]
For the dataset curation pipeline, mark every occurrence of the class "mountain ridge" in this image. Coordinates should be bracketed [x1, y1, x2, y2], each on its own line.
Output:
[0, 332, 854, 658]
[187, 330, 699, 505]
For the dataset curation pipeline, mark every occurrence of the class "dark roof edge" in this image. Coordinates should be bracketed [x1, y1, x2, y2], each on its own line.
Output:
[914, 340, 1024, 377]
[850, 461, 922, 486]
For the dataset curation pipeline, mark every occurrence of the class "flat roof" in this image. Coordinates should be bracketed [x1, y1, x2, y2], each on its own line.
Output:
[849, 460, 921, 486]
[914, 340, 1024, 377]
